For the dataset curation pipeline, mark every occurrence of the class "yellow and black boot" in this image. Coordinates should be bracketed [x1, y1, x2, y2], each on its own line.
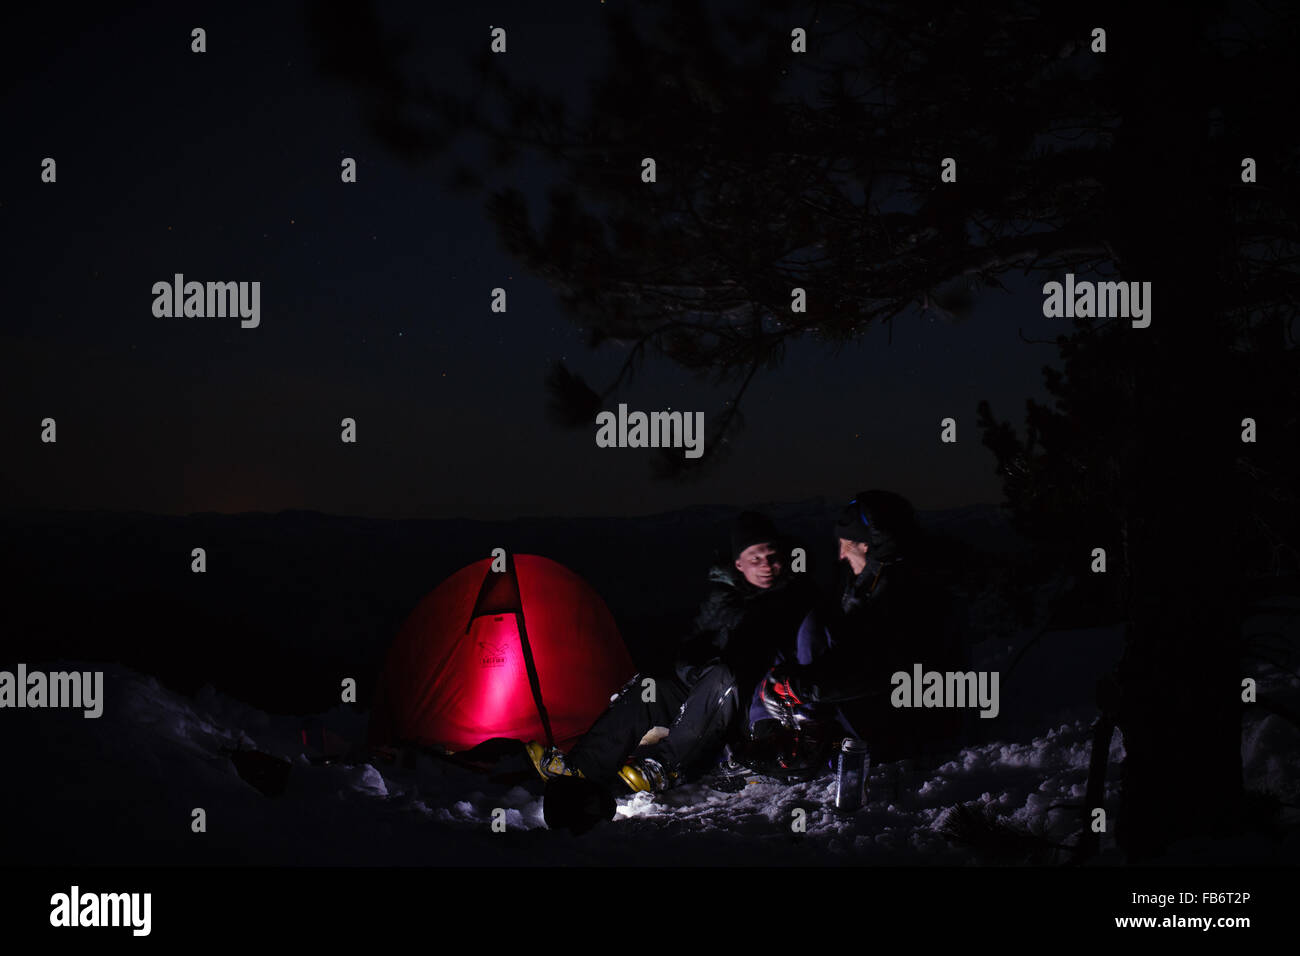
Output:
[525, 741, 582, 781]
[618, 756, 676, 793]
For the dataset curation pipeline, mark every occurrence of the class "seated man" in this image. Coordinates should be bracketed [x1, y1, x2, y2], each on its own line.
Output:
[757, 490, 963, 765]
[526, 511, 815, 792]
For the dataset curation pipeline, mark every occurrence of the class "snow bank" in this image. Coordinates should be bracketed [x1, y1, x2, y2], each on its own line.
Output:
[3, 602, 1295, 865]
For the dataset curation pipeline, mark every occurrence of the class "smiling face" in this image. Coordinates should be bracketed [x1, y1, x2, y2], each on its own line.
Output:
[735, 543, 782, 588]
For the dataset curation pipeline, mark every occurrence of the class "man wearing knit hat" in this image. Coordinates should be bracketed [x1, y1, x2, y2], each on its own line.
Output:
[758, 490, 961, 762]
[526, 510, 815, 792]
[726, 511, 785, 589]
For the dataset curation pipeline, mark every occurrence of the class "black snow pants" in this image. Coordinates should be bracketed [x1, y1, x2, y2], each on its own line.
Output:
[565, 664, 747, 784]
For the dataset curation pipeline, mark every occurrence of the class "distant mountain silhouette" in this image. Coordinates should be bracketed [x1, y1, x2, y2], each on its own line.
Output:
[0, 501, 1024, 714]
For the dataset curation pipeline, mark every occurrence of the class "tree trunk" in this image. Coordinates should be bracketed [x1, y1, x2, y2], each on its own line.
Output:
[1105, 2, 1244, 859]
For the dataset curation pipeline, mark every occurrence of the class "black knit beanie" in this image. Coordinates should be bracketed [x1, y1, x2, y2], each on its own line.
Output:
[731, 511, 779, 559]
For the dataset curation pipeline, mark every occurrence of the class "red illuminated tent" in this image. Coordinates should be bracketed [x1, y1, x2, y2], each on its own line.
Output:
[368, 552, 635, 753]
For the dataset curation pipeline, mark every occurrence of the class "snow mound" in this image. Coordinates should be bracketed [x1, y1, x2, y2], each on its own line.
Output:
[4, 620, 1296, 865]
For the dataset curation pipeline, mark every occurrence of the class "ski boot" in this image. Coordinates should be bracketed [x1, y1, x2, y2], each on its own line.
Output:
[525, 741, 583, 781]
[618, 756, 678, 793]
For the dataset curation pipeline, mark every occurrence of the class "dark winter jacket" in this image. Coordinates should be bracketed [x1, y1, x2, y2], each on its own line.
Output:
[785, 554, 919, 703]
[674, 564, 816, 695]
[783, 549, 964, 761]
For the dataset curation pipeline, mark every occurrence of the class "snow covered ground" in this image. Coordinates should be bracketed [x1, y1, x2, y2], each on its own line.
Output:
[7, 603, 1296, 866]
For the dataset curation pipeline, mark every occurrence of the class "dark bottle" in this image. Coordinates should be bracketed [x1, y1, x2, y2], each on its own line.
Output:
[835, 738, 869, 812]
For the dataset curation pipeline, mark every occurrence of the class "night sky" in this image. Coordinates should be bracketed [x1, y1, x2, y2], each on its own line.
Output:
[3, 2, 1057, 520]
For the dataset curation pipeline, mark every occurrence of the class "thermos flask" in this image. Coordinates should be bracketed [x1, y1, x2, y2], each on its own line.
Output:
[835, 738, 869, 812]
